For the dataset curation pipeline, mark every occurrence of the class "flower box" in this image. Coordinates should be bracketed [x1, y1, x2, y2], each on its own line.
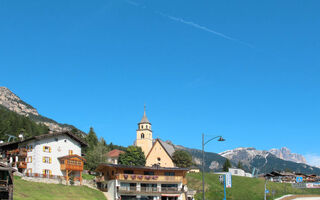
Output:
[124, 174, 128, 179]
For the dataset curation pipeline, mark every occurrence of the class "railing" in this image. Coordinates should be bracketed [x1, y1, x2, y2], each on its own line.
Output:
[118, 186, 181, 194]
[140, 186, 158, 192]
[6, 148, 27, 157]
[60, 164, 83, 171]
[116, 174, 183, 182]
[25, 173, 63, 179]
[24, 173, 81, 181]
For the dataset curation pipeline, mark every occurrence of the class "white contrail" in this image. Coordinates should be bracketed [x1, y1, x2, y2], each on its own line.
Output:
[124, 0, 254, 48]
[156, 11, 254, 48]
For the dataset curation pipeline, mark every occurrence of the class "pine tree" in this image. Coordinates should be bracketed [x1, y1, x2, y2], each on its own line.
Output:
[86, 127, 98, 149]
[223, 159, 232, 172]
[237, 161, 243, 169]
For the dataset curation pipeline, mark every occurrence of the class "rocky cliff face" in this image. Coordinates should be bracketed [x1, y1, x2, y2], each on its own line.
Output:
[0, 87, 39, 116]
[269, 147, 307, 164]
[0, 87, 70, 132]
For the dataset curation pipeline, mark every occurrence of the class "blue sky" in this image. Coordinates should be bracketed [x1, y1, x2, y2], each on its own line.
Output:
[1, 0, 320, 166]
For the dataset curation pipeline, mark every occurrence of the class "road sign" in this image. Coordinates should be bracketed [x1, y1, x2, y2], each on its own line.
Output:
[225, 172, 232, 188]
[219, 175, 224, 184]
[296, 176, 303, 183]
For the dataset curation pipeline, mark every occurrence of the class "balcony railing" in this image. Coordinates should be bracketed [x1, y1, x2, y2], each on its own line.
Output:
[24, 173, 81, 181]
[6, 148, 27, 157]
[119, 186, 181, 194]
[60, 164, 83, 171]
[116, 174, 183, 183]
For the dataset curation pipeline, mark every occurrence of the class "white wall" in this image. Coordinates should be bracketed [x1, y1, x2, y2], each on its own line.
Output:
[21, 134, 82, 176]
[229, 168, 246, 177]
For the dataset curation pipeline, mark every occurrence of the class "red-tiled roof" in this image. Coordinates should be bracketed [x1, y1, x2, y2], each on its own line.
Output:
[107, 149, 125, 158]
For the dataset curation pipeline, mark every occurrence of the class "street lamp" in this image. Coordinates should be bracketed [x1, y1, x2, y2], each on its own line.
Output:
[202, 133, 225, 200]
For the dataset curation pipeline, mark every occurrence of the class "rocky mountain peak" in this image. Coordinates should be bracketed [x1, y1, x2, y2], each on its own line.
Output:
[0, 87, 75, 133]
[0, 87, 39, 116]
[269, 147, 306, 164]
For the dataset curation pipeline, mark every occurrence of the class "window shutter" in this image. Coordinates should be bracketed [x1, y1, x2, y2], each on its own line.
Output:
[49, 147, 51, 153]
[30, 157, 32, 162]
[49, 170, 52, 175]
[43, 157, 45, 163]
[43, 146, 45, 152]
[42, 169, 45, 175]
[49, 157, 52, 164]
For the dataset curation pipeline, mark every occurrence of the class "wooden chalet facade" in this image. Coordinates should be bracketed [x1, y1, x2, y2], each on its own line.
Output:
[264, 171, 320, 183]
[96, 164, 190, 200]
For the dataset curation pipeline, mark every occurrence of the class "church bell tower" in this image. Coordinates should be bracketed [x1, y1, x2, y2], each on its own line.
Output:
[136, 106, 153, 157]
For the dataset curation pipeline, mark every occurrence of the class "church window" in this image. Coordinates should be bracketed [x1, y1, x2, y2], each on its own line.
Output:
[141, 133, 145, 139]
[142, 125, 144, 129]
[146, 125, 148, 129]
[157, 157, 161, 162]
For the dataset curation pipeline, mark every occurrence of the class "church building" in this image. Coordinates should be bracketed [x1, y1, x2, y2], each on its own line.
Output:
[135, 107, 175, 168]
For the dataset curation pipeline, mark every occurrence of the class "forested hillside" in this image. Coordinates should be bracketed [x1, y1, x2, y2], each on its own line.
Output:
[0, 105, 49, 141]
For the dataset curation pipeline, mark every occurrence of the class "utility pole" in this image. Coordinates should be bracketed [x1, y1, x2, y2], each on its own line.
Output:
[202, 133, 205, 200]
[201, 133, 225, 200]
[264, 179, 267, 200]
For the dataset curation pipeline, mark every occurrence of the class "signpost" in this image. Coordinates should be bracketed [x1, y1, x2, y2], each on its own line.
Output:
[223, 173, 232, 200]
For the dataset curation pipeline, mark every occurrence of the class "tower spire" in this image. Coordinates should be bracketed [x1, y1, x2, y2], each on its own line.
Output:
[140, 104, 150, 124]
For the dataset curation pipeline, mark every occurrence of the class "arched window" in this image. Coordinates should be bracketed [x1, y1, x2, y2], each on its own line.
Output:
[146, 125, 148, 129]
[141, 125, 144, 129]
[141, 133, 145, 139]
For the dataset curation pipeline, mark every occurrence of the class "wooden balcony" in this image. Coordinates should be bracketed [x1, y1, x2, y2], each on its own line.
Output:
[116, 174, 183, 183]
[6, 148, 27, 157]
[60, 163, 83, 171]
[17, 161, 27, 169]
[119, 186, 181, 194]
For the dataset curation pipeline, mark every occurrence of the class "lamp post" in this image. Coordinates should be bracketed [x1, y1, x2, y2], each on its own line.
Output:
[202, 133, 225, 200]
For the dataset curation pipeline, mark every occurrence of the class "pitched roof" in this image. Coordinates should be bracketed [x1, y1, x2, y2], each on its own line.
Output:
[107, 149, 125, 158]
[146, 139, 175, 160]
[139, 106, 150, 124]
[0, 131, 87, 148]
[58, 154, 86, 162]
[158, 139, 175, 157]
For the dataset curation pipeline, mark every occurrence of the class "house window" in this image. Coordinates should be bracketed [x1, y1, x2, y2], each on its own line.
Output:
[124, 170, 134, 174]
[164, 172, 175, 176]
[27, 156, 32, 163]
[141, 133, 145, 139]
[69, 150, 73, 155]
[43, 146, 51, 153]
[26, 168, 32, 174]
[144, 171, 155, 175]
[27, 145, 33, 152]
[43, 157, 52, 164]
[43, 169, 52, 175]
[234, 170, 238, 174]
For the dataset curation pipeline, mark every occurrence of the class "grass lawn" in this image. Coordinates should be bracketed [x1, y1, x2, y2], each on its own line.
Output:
[187, 173, 320, 200]
[82, 173, 96, 180]
[13, 176, 106, 200]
